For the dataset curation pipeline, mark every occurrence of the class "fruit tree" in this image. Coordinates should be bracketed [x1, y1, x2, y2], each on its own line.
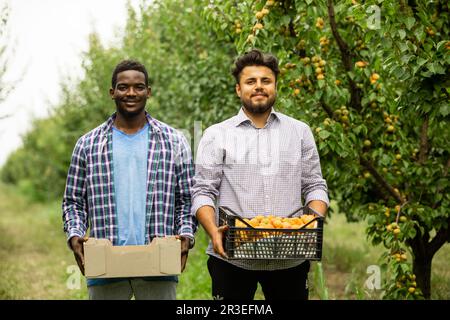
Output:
[204, 0, 449, 299]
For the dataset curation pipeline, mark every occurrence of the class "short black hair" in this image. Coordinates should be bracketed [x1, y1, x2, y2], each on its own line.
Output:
[232, 49, 279, 83]
[111, 59, 149, 88]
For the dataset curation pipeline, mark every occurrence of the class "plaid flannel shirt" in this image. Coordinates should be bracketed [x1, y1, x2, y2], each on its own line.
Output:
[62, 112, 197, 245]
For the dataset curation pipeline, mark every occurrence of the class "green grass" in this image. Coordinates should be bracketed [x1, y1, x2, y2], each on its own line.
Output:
[177, 227, 210, 299]
[0, 183, 87, 299]
[0, 183, 448, 300]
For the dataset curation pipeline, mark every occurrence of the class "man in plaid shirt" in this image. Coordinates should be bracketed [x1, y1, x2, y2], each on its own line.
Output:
[192, 49, 329, 300]
[62, 60, 196, 300]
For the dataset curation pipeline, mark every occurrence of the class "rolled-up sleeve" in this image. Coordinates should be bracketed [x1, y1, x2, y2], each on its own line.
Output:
[191, 127, 224, 216]
[301, 125, 330, 207]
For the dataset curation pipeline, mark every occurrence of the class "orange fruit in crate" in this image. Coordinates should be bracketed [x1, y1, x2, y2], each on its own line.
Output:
[231, 213, 320, 246]
[301, 215, 317, 228]
[271, 218, 283, 228]
[281, 221, 292, 229]
[249, 218, 259, 227]
[235, 219, 246, 228]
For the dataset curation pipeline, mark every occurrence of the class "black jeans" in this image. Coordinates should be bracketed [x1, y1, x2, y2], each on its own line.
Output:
[207, 256, 310, 300]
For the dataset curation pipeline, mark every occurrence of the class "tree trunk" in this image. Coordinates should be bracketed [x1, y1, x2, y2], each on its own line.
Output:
[408, 219, 450, 299]
[412, 251, 432, 299]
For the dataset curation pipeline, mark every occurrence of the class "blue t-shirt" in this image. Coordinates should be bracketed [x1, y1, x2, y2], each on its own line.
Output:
[87, 123, 177, 287]
[114, 123, 148, 246]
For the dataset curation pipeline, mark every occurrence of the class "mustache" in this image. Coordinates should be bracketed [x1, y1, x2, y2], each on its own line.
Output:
[251, 92, 268, 97]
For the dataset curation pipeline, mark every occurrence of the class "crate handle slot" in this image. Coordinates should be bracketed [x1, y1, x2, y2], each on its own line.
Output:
[287, 206, 304, 217]
[219, 206, 254, 229]
[220, 206, 240, 216]
[287, 206, 324, 218]
[302, 216, 323, 229]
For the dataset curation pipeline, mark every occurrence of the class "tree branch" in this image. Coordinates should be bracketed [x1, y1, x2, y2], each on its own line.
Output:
[327, 0, 351, 69]
[288, 19, 296, 38]
[407, 224, 429, 260]
[360, 156, 405, 203]
[327, 0, 362, 112]
[445, 158, 450, 176]
[418, 115, 429, 164]
[429, 217, 450, 257]
[319, 99, 334, 118]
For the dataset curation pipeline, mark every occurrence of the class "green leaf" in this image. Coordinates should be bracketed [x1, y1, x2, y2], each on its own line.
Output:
[426, 62, 435, 73]
[305, 65, 312, 77]
[398, 42, 408, 53]
[414, 28, 425, 42]
[416, 57, 428, 67]
[398, 29, 406, 40]
[440, 104, 450, 117]
[405, 17, 415, 30]
[319, 130, 331, 140]
[401, 264, 409, 273]
[436, 40, 448, 51]
[317, 79, 325, 89]
[280, 15, 291, 26]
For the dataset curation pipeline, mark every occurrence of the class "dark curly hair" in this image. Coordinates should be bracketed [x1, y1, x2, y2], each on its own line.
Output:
[231, 49, 279, 84]
[111, 59, 149, 88]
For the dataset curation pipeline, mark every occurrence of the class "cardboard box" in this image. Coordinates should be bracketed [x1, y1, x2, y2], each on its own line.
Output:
[84, 237, 181, 278]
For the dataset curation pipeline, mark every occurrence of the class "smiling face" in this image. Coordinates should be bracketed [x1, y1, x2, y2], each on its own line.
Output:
[109, 70, 151, 118]
[236, 65, 277, 115]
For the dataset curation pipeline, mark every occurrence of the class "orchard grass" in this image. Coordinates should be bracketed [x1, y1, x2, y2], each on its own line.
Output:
[0, 183, 448, 300]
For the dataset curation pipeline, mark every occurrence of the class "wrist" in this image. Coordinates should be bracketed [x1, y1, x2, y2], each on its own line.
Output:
[69, 235, 79, 248]
[181, 235, 195, 249]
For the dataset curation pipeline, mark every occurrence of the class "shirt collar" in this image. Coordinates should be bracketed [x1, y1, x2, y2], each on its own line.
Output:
[234, 107, 281, 128]
[102, 111, 161, 137]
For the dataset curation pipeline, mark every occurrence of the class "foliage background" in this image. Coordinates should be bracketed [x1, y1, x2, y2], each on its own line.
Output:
[0, 0, 448, 299]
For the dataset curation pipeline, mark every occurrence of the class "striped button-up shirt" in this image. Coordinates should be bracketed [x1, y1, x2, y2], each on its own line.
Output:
[192, 107, 329, 271]
[62, 112, 197, 245]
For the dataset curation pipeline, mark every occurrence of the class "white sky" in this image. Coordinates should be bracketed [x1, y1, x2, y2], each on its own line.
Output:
[0, 0, 142, 166]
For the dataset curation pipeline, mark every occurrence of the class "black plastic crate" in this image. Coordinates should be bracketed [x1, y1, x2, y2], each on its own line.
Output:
[219, 206, 324, 260]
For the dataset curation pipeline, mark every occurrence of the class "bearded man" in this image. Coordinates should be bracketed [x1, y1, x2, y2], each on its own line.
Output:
[191, 49, 329, 300]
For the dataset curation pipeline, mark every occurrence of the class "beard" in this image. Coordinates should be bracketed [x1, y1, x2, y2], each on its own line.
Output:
[241, 94, 276, 115]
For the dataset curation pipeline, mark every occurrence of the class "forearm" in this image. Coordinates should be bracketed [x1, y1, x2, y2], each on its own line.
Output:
[196, 205, 219, 239]
[307, 200, 328, 217]
[197, 205, 228, 258]
[302, 125, 330, 211]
